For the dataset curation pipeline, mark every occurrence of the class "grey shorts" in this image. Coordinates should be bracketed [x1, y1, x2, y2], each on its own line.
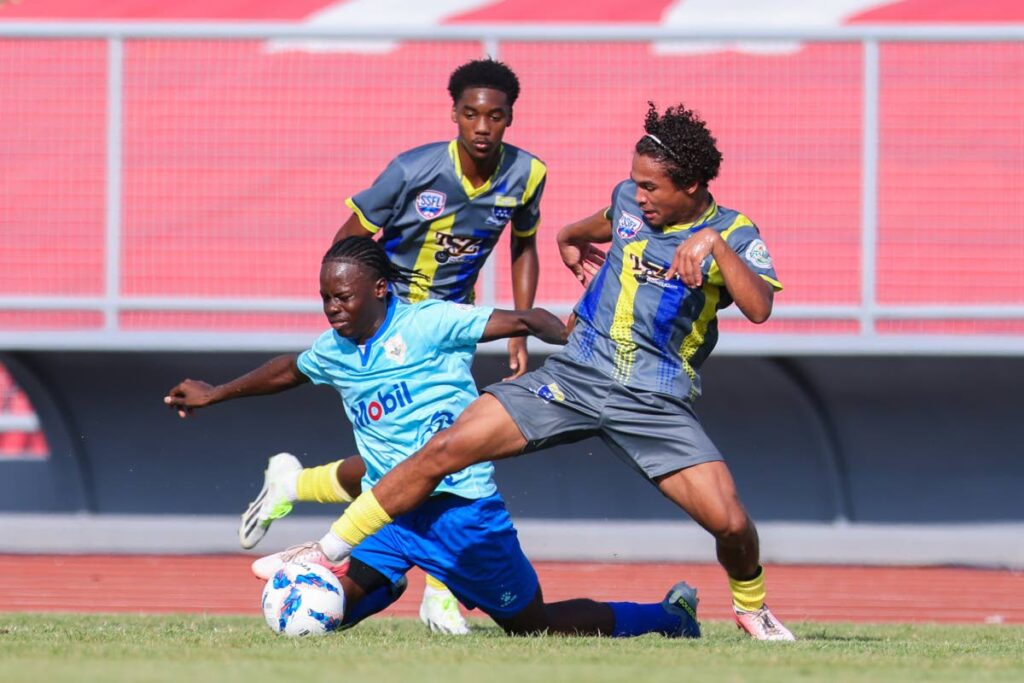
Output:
[484, 354, 722, 481]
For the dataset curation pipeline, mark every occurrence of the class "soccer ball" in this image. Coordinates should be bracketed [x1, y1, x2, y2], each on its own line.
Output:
[261, 561, 346, 637]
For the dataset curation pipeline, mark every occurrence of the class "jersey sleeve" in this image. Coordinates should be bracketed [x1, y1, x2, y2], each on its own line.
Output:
[711, 218, 783, 291]
[420, 300, 496, 351]
[344, 158, 407, 234]
[511, 158, 547, 238]
[296, 333, 335, 385]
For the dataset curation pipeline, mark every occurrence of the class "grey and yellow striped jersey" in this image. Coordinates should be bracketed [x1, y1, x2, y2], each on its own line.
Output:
[563, 180, 783, 401]
[345, 140, 547, 304]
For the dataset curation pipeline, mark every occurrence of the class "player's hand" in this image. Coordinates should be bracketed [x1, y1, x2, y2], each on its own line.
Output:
[504, 336, 528, 381]
[163, 379, 217, 418]
[558, 239, 606, 286]
[666, 228, 721, 288]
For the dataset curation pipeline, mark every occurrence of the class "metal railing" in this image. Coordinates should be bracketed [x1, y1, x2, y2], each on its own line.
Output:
[2, 22, 1024, 355]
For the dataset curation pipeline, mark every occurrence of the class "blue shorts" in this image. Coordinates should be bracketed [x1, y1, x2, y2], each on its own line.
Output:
[350, 493, 539, 619]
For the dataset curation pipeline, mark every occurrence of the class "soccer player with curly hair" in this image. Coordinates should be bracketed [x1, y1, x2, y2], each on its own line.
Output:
[307, 103, 796, 641]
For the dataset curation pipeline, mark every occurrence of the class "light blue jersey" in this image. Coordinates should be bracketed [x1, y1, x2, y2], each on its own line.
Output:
[296, 297, 497, 499]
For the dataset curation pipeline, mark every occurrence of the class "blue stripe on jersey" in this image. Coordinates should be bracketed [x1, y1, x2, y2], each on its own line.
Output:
[652, 283, 687, 393]
[452, 227, 494, 303]
[383, 233, 403, 261]
[574, 264, 610, 362]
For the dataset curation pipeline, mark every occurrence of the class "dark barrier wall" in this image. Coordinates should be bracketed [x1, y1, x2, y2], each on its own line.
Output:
[2, 351, 1022, 523]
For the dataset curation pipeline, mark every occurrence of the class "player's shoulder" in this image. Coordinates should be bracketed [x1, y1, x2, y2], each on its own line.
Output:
[610, 179, 638, 208]
[503, 142, 546, 169]
[391, 141, 451, 174]
[710, 202, 760, 238]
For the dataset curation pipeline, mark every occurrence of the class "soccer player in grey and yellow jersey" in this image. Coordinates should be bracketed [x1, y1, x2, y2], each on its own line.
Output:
[308, 102, 798, 641]
[239, 60, 543, 635]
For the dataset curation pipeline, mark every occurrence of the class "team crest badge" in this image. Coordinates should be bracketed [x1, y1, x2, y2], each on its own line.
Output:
[383, 334, 406, 364]
[744, 239, 773, 269]
[487, 196, 517, 226]
[415, 190, 446, 220]
[535, 382, 565, 403]
[616, 212, 643, 239]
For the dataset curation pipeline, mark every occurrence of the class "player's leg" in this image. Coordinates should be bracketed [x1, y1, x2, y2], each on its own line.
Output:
[337, 556, 409, 630]
[409, 492, 699, 638]
[239, 453, 362, 549]
[367, 394, 529, 519]
[655, 463, 793, 640]
[241, 452, 468, 632]
[493, 582, 699, 638]
[600, 386, 794, 640]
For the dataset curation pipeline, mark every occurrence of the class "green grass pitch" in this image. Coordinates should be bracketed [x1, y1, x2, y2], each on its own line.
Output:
[2, 614, 1022, 683]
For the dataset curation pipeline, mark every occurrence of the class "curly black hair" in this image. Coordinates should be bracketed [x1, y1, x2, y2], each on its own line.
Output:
[323, 237, 417, 286]
[635, 102, 722, 189]
[448, 59, 520, 107]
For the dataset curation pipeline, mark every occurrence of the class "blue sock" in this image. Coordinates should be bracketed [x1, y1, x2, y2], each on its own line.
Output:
[608, 602, 682, 638]
[341, 581, 405, 628]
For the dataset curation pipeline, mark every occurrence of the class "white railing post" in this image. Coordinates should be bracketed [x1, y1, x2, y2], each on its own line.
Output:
[104, 37, 124, 332]
[860, 38, 880, 337]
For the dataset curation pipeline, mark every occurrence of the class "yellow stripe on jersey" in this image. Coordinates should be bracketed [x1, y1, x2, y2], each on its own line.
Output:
[610, 240, 647, 384]
[344, 197, 383, 234]
[407, 213, 456, 303]
[448, 140, 504, 200]
[663, 200, 718, 234]
[522, 158, 547, 205]
[680, 283, 721, 402]
[512, 158, 547, 238]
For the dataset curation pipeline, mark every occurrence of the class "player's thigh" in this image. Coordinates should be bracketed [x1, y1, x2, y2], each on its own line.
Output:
[600, 385, 724, 485]
[419, 394, 528, 472]
[655, 462, 749, 537]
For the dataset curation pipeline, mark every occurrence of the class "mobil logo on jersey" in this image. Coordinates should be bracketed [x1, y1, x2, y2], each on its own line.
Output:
[353, 381, 415, 428]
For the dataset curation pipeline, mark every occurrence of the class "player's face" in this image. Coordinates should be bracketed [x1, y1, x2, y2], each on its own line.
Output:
[630, 152, 701, 228]
[319, 261, 389, 343]
[451, 87, 512, 164]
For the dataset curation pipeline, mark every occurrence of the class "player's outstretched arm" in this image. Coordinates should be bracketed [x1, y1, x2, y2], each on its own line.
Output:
[556, 208, 613, 286]
[479, 308, 569, 346]
[163, 354, 309, 418]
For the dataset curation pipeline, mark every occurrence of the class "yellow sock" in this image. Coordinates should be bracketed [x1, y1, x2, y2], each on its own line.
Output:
[330, 491, 392, 546]
[424, 574, 449, 592]
[295, 460, 352, 504]
[729, 567, 767, 612]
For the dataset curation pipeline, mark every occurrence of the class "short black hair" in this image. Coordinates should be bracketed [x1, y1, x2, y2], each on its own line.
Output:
[635, 102, 722, 189]
[448, 59, 520, 107]
[322, 237, 417, 286]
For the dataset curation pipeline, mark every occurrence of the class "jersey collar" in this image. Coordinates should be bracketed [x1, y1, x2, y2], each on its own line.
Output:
[448, 139, 505, 200]
[662, 197, 718, 234]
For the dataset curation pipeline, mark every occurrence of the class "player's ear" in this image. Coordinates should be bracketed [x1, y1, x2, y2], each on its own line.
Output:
[374, 277, 388, 300]
[451, 106, 458, 124]
[684, 181, 700, 196]
[506, 107, 513, 128]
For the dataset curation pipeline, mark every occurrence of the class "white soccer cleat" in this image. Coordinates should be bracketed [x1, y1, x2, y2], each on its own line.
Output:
[239, 452, 302, 549]
[251, 541, 349, 581]
[734, 604, 796, 641]
[419, 585, 470, 635]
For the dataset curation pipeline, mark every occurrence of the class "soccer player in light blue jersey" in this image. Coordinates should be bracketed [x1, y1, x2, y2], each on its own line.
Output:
[165, 237, 701, 638]
[314, 104, 797, 641]
[327, 58, 544, 630]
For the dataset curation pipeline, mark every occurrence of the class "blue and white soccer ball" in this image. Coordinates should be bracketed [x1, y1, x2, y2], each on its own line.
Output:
[261, 561, 346, 637]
